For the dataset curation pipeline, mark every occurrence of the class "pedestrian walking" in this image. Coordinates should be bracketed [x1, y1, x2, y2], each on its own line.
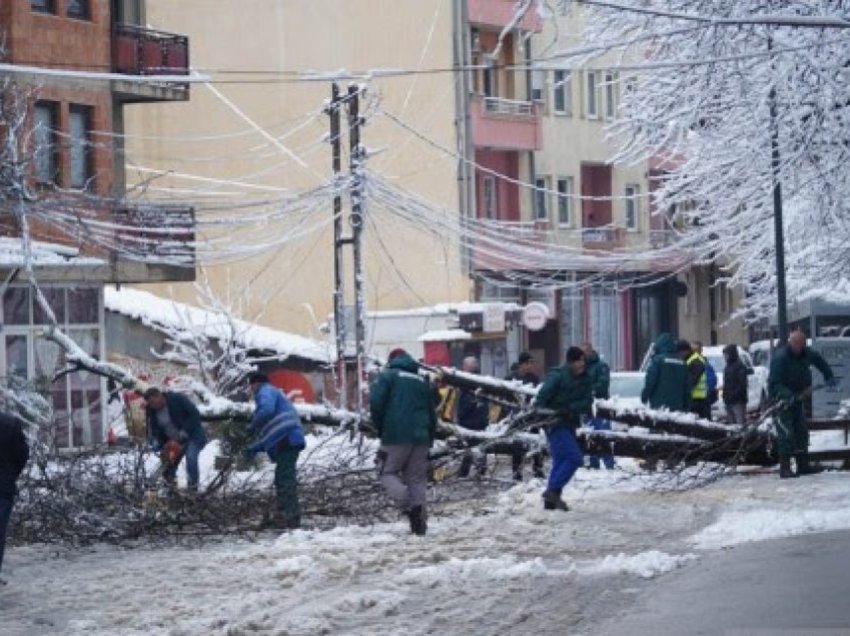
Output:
[583, 342, 615, 470]
[0, 412, 29, 586]
[370, 348, 438, 535]
[246, 372, 306, 529]
[535, 346, 593, 511]
[768, 330, 836, 478]
[722, 344, 748, 424]
[144, 387, 207, 492]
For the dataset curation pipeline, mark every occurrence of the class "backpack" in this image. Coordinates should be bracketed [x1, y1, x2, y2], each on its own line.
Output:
[705, 361, 718, 404]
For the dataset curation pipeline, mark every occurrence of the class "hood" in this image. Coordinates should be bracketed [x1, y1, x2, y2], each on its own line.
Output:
[653, 332, 677, 356]
[723, 344, 739, 361]
[388, 352, 419, 373]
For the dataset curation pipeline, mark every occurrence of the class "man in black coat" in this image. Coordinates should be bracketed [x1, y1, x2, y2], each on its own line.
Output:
[722, 344, 749, 424]
[0, 412, 30, 584]
[144, 388, 208, 491]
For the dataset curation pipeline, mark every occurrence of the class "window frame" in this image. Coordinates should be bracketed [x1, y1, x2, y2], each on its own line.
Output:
[33, 100, 60, 186]
[66, 0, 91, 20]
[605, 71, 616, 120]
[586, 71, 598, 119]
[30, 0, 55, 14]
[534, 177, 550, 221]
[553, 70, 572, 116]
[556, 176, 573, 227]
[624, 183, 640, 231]
[482, 175, 497, 220]
[69, 104, 94, 190]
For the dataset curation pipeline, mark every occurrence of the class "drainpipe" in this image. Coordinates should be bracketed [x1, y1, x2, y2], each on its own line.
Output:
[454, 0, 475, 291]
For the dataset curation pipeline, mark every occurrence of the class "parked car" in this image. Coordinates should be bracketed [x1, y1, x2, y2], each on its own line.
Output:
[702, 345, 768, 416]
[607, 371, 646, 409]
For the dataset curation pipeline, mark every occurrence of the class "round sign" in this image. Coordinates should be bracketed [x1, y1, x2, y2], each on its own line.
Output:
[522, 302, 549, 331]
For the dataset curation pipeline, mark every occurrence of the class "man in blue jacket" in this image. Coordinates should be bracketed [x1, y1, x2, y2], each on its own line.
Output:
[247, 372, 306, 529]
[535, 346, 594, 511]
[144, 387, 207, 492]
[0, 412, 29, 585]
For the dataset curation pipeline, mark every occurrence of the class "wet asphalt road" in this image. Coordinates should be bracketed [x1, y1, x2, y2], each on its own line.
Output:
[592, 529, 850, 636]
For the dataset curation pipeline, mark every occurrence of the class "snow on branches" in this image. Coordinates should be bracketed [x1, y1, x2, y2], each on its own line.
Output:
[578, 0, 850, 320]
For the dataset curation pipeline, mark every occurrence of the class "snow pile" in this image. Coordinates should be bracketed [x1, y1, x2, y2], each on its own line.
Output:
[104, 286, 332, 364]
[399, 556, 552, 584]
[693, 507, 850, 550]
[578, 550, 699, 579]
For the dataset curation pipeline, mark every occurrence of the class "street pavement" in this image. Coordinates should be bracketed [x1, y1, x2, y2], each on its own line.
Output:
[593, 529, 850, 636]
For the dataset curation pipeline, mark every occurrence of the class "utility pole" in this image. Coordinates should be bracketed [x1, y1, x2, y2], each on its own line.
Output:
[328, 83, 347, 409]
[768, 37, 789, 342]
[347, 84, 367, 415]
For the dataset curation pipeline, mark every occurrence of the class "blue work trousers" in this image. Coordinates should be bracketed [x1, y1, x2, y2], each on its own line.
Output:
[546, 426, 584, 495]
[587, 417, 616, 469]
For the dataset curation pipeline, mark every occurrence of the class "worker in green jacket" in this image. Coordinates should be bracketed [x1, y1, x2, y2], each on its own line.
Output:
[641, 333, 691, 412]
[370, 348, 438, 535]
[768, 330, 836, 478]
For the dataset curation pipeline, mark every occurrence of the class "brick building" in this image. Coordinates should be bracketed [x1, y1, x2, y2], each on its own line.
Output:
[0, 0, 193, 448]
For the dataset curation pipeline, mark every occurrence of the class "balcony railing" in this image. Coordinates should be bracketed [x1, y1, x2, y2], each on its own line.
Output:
[483, 96, 536, 116]
[470, 95, 542, 151]
[471, 219, 546, 270]
[468, 0, 544, 32]
[112, 204, 195, 265]
[582, 226, 625, 250]
[113, 24, 190, 79]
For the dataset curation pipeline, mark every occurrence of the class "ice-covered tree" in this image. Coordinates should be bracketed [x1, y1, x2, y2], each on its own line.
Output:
[575, 0, 850, 320]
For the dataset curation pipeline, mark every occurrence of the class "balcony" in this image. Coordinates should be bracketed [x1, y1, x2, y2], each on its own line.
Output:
[111, 204, 196, 282]
[112, 24, 190, 102]
[468, 0, 543, 31]
[470, 95, 542, 151]
[582, 226, 625, 251]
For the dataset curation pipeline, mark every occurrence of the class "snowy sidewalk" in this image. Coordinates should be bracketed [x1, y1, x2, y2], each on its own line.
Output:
[2, 467, 850, 635]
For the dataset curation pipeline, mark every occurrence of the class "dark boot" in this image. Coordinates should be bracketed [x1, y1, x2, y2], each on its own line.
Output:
[408, 505, 427, 536]
[779, 456, 798, 479]
[795, 453, 823, 476]
[542, 490, 569, 511]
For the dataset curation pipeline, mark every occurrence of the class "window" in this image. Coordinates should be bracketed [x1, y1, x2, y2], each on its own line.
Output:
[69, 105, 93, 189]
[66, 0, 90, 19]
[34, 101, 59, 185]
[624, 184, 640, 230]
[605, 72, 616, 120]
[534, 177, 549, 220]
[482, 176, 497, 220]
[483, 62, 496, 97]
[586, 71, 598, 119]
[30, 0, 55, 13]
[553, 70, 571, 115]
[531, 69, 544, 102]
[556, 177, 573, 226]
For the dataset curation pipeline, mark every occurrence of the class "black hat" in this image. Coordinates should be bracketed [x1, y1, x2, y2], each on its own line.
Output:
[518, 351, 534, 364]
[247, 372, 269, 385]
[566, 346, 585, 363]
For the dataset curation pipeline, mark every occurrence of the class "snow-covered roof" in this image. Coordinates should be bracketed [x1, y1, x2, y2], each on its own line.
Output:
[417, 329, 472, 343]
[0, 237, 105, 267]
[365, 301, 522, 319]
[104, 287, 332, 364]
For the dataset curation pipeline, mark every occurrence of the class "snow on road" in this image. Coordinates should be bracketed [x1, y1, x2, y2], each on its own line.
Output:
[3, 466, 850, 635]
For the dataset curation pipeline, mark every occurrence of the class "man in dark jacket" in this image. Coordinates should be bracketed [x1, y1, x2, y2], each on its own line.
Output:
[641, 333, 691, 412]
[247, 372, 306, 529]
[503, 352, 545, 480]
[768, 330, 836, 478]
[456, 356, 490, 478]
[535, 346, 593, 511]
[144, 387, 208, 492]
[722, 344, 749, 424]
[583, 342, 615, 470]
[0, 412, 29, 585]
[370, 348, 438, 535]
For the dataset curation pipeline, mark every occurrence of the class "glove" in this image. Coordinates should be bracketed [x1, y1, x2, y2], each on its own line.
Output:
[178, 430, 189, 443]
[826, 377, 838, 389]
